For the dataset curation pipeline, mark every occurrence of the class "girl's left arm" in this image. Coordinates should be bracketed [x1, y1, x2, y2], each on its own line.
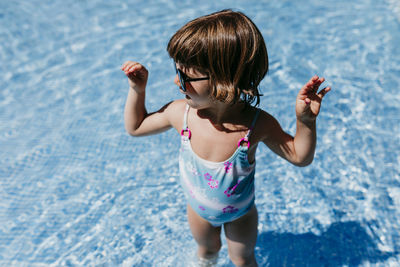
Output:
[293, 75, 330, 165]
[261, 76, 330, 166]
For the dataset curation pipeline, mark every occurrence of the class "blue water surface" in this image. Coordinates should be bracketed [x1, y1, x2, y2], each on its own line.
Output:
[1, 0, 399, 266]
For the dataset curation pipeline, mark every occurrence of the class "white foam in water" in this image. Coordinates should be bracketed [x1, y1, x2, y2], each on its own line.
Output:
[387, 0, 400, 22]
[0, 0, 400, 266]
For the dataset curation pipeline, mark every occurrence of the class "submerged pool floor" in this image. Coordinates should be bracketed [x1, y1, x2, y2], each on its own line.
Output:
[0, 0, 399, 266]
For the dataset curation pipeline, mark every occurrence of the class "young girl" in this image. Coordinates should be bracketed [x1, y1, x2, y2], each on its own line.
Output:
[122, 9, 330, 267]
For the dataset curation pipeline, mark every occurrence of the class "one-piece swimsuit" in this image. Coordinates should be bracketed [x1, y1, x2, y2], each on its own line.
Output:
[179, 105, 260, 226]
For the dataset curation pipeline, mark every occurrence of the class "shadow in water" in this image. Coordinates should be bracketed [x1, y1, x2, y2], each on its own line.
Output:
[257, 221, 397, 266]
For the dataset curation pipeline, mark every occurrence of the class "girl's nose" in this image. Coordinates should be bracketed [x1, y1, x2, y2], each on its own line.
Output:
[174, 74, 187, 91]
[174, 74, 180, 87]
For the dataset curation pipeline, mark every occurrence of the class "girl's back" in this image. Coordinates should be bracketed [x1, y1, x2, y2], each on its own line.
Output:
[182, 102, 260, 163]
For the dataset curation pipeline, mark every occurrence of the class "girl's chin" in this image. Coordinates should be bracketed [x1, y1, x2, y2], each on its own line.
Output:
[184, 98, 195, 107]
[184, 97, 200, 108]
[183, 95, 212, 109]
[185, 100, 211, 111]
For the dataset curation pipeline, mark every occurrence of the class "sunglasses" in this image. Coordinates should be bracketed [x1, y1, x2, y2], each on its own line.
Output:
[174, 64, 209, 92]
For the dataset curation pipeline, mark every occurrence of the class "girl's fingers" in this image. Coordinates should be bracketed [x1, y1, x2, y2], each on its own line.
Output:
[317, 87, 331, 99]
[130, 64, 140, 72]
[303, 76, 326, 95]
[314, 77, 325, 91]
[121, 62, 132, 70]
[304, 76, 318, 88]
[310, 77, 324, 92]
[121, 61, 140, 71]
[310, 75, 319, 82]
[122, 62, 148, 82]
[122, 62, 142, 74]
[302, 76, 318, 92]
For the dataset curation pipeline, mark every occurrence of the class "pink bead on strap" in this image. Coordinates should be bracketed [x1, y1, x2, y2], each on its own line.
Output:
[237, 137, 250, 148]
[181, 128, 191, 139]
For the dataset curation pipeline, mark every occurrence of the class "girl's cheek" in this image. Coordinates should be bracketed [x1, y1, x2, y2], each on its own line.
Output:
[185, 83, 194, 91]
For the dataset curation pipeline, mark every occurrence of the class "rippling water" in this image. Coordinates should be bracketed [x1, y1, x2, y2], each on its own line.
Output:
[1, 0, 399, 266]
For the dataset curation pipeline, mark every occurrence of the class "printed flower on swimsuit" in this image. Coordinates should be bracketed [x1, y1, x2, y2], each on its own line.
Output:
[204, 173, 218, 188]
[224, 161, 233, 173]
[224, 186, 236, 197]
[204, 173, 212, 181]
[224, 180, 241, 197]
[207, 179, 219, 189]
[222, 205, 238, 214]
[198, 206, 205, 211]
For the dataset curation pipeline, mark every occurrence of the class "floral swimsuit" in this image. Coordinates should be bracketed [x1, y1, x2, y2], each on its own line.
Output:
[179, 105, 260, 226]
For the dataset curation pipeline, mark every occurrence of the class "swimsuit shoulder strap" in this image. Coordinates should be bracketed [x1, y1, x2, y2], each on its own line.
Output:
[181, 104, 192, 139]
[244, 108, 261, 140]
[182, 104, 190, 130]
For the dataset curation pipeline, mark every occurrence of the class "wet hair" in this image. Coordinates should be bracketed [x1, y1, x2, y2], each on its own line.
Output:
[167, 9, 268, 106]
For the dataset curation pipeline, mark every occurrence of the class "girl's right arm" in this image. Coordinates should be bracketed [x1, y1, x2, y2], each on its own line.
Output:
[122, 61, 181, 136]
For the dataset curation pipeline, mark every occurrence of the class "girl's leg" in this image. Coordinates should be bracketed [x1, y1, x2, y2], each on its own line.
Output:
[187, 204, 222, 260]
[224, 205, 258, 267]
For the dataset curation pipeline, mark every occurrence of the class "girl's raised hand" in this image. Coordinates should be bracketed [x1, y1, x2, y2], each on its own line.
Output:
[295, 75, 331, 123]
[121, 61, 149, 93]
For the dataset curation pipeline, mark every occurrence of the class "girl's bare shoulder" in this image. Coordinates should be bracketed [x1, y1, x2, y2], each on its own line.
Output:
[164, 99, 187, 131]
[252, 108, 283, 143]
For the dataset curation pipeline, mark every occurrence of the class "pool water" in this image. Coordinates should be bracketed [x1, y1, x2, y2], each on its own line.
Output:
[1, 0, 399, 266]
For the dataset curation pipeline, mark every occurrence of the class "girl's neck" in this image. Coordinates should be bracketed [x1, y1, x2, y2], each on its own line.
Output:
[197, 101, 249, 128]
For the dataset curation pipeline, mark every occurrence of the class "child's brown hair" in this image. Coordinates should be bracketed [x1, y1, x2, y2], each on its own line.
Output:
[167, 9, 269, 106]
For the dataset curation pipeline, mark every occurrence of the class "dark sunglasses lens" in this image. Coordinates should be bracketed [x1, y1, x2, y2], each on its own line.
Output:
[177, 69, 186, 92]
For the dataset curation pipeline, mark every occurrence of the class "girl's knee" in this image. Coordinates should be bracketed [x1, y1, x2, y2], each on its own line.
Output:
[230, 257, 257, 267]
[198, 241, 222, 257]
[228, 251, 257, 267]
